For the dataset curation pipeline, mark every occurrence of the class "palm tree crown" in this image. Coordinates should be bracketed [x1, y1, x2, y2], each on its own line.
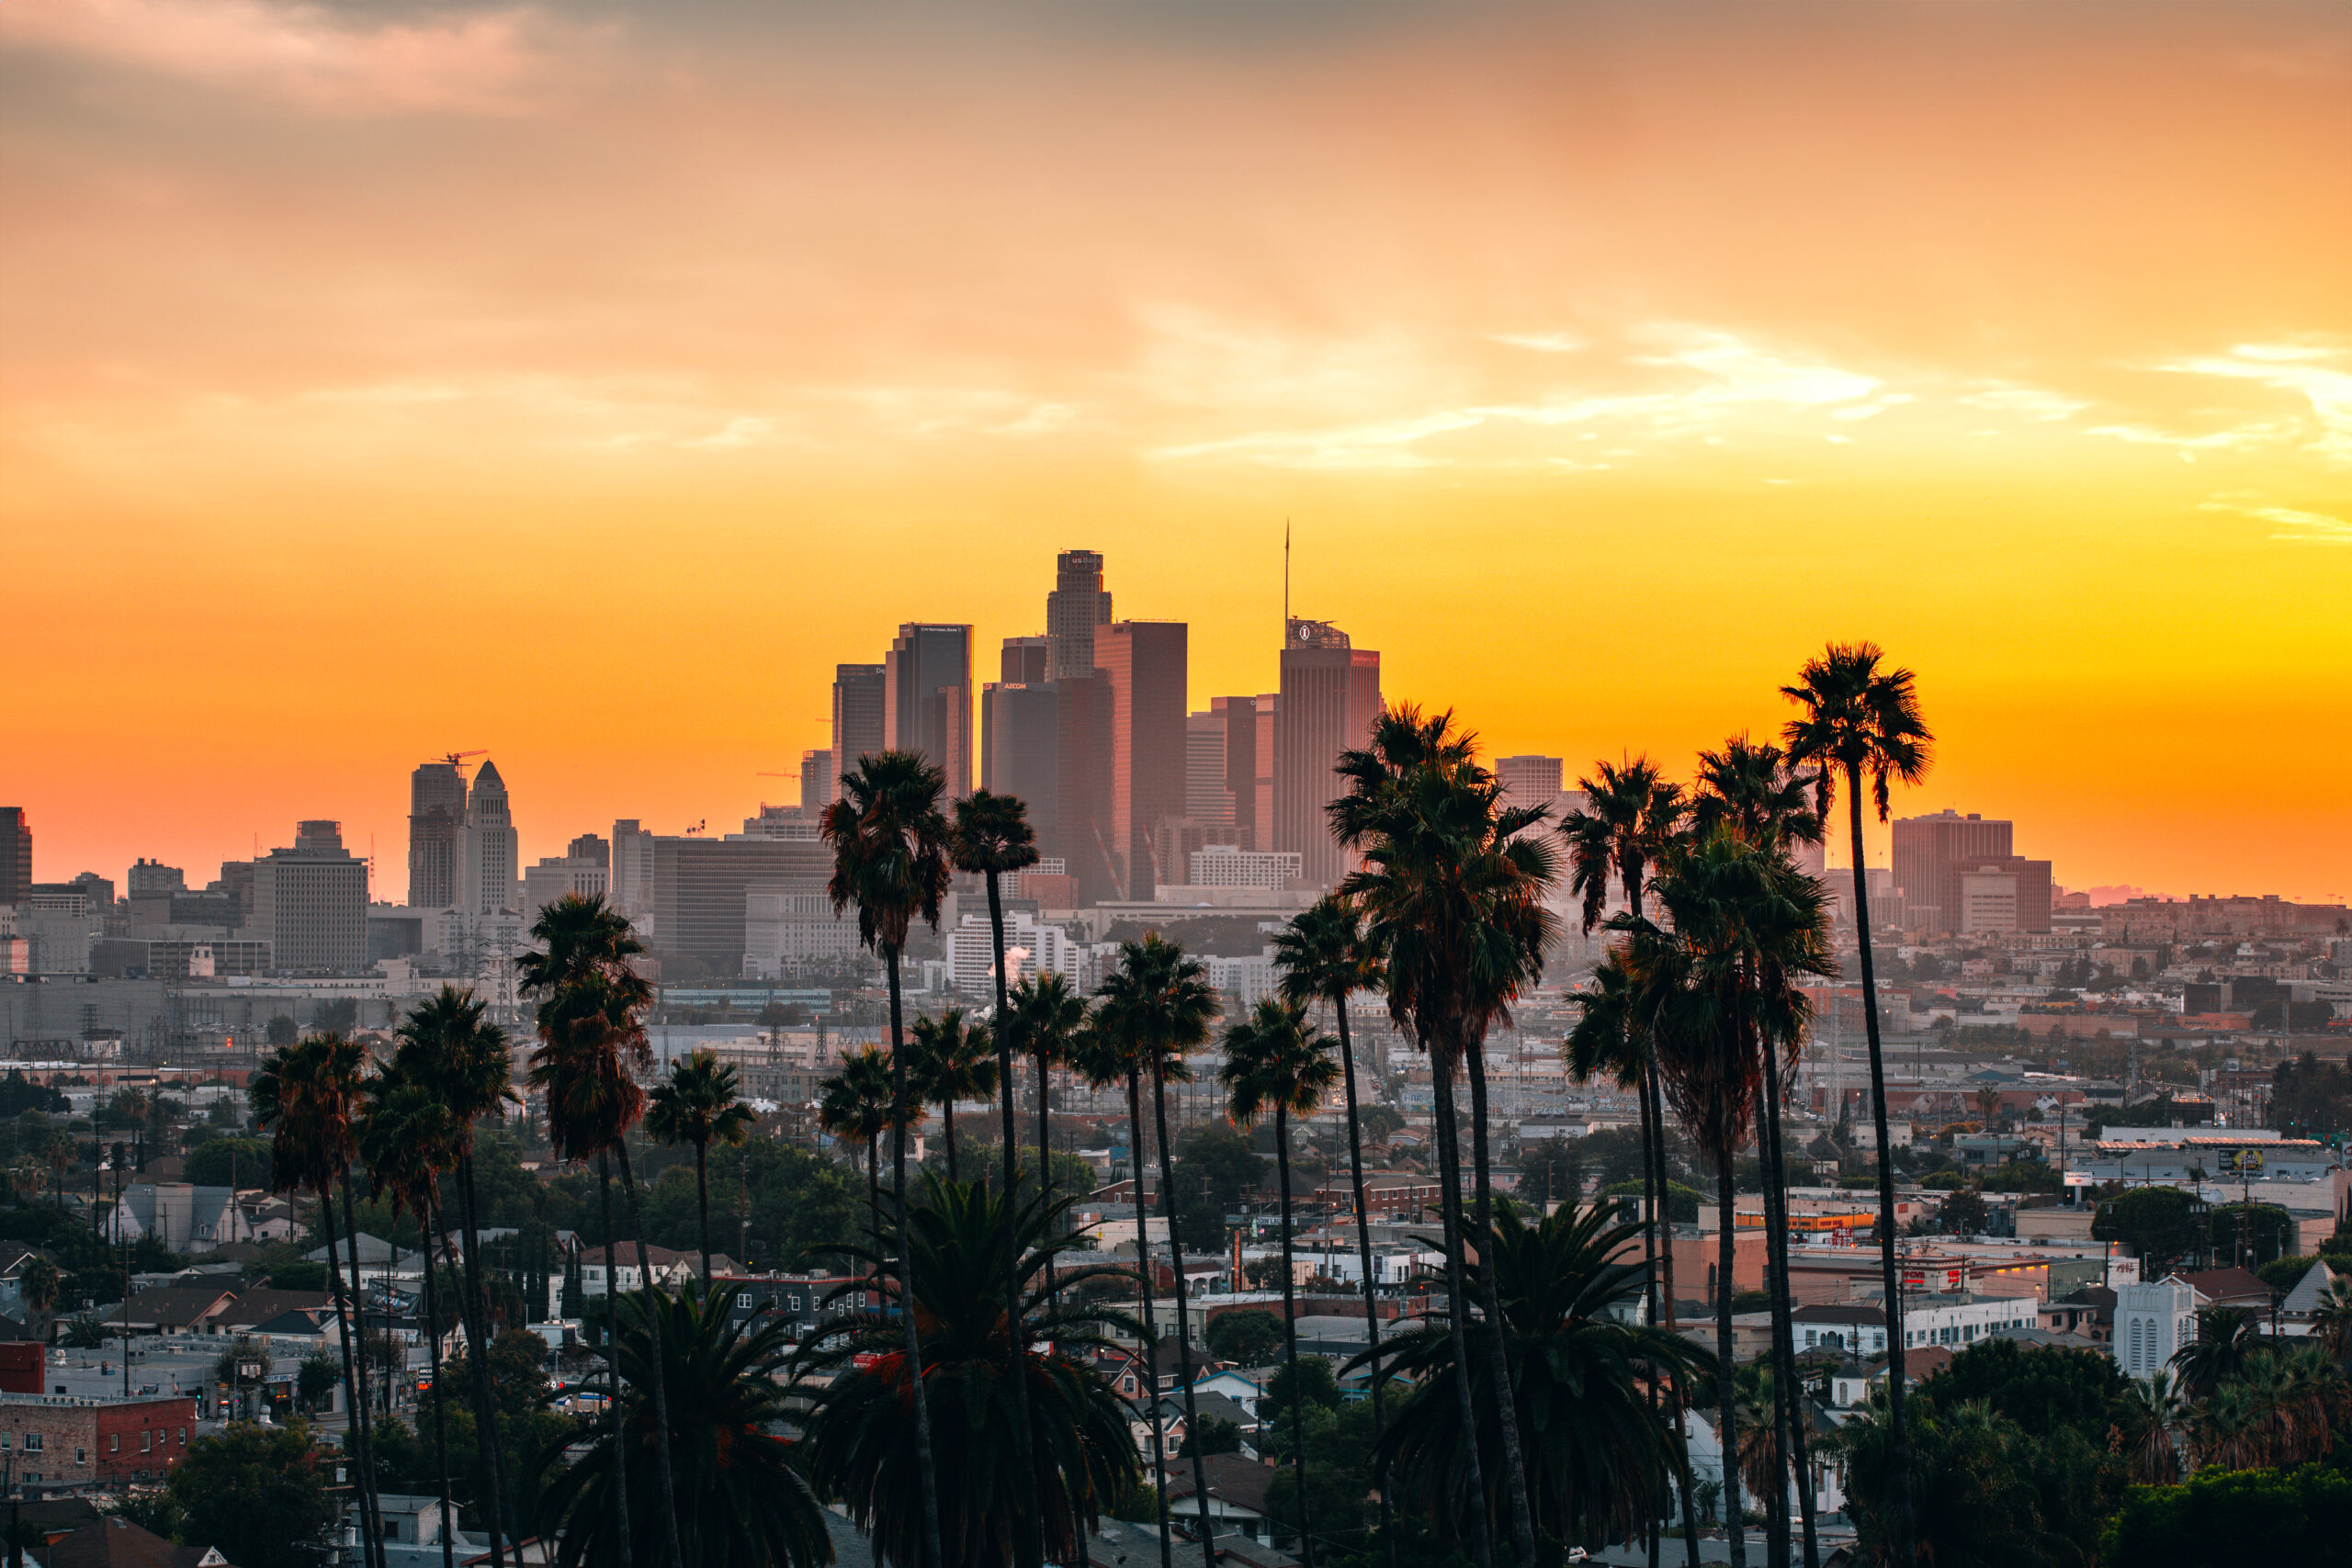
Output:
[1219, 998, 1340, 1127]
[648, 1050, 758, 1280]
[822, 752, 953, 958]
[908, 1007, 999, 1180]
[1557, 757, 1683, 934]
[1780, 641, 1933, 825]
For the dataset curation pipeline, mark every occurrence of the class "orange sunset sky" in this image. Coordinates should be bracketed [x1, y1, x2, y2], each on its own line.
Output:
[4, 1, 2348, 904]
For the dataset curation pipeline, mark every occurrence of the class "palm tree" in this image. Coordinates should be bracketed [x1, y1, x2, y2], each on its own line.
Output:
[796, 1176, 1144, 1568]
[2312, 1274, 2352, 1360]
[647, 1050, 756, 1281]
[2171, 1304, 2262, 1396]
[1006, 972, 1086, 1210]
[1093, 934, 1222, 1568]
[1067, 1015, 1174, 1568]
[1219, 998, 1342, 1566]
[1332, 705, 1557, 1568]
[535, 1285, 833, 1568]
[1781, 640, 1932, 1568]
[2116, 1368, 2185, 1483]
[1345, 1199, 1710, 1553]
[518, 897, 683, 1568]
[817, 1046, 900, 1239]
[948, 789, 1044, 1568]
[908, 1008, 998, 1183]
[18, 1256, 59, 1345]
[395, 986, 526, 1564]
[359, 1071, 463, 1568]
[1691, 737, 1831, 1568]
[1271, 895, 1399, 1568]
[253, 1034, 385, 1568]
[821, 750, 954, 1568]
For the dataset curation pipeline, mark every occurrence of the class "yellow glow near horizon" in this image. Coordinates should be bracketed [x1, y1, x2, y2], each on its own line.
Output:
[4, 1, 2347, 902]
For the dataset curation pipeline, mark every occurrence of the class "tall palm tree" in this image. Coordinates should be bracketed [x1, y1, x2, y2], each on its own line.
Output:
[518, 897, 684, 1568]
[1344, 1199, 1710, 1553]
[1691, 738, 1831, 1568]
[1067, 1016, 1177, 1568]
[1219, 998, 1342, 1566]
[821, 751, 954, 1568]
[359, 1071, 464, 1568]
[396, 986, 526, 1564]
[1271, 895, 1400, 1568]
[1781, 640, 1931, 1568]
[2116, 1368, 2185, 1483]
[647, 1049, 756, 1282]
[253, 1035, 385, 1568]
[796, 1176, 1145, 1568]
[1332, 705, 1556, 1568]
[949, 788, 1044, 1568]
[1006, 972, 1086, 1210]
[2311, 1274, 2352, 1360]
[1560, 757, 1691, 1568]
[536, 1286, 833, 1568]
[817, 1046, 900, 1240]
[908, 1008, 998, 1182]
[2171, 1304, 2262, 1396]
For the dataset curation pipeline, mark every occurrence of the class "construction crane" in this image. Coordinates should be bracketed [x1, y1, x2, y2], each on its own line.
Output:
[442, 749, 487, 772]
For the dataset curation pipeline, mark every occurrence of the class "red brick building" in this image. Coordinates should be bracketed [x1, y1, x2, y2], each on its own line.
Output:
[0, 1393, 199, 1488]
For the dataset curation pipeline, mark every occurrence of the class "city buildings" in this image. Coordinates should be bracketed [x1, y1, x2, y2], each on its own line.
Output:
[1101, 619, 1189, 902]
[405, 759, 469, 908]
[0, 808, 29, 907]
[884, 624, 974, 798]
[1046, 548, 1113, 680]
[522, 834, 610, 918]
[1275, 617, 1381, 889]
[1891, 808, 2053, 936]
[830, 663, 887, 793]
[246, 820, 368, 974]
[455, 760, 519, 916]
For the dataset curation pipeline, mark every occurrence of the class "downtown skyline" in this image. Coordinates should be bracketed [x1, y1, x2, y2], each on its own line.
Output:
[4, 0, 2347, 900]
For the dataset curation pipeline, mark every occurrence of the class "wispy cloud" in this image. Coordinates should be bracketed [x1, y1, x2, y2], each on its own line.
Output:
[2200, 492, 2352, 545]
[2155, 342, 2352, 464]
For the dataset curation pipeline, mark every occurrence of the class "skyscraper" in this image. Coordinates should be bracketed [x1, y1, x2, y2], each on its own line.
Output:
[798, 749, 834, 815]
[1101, 620, 1188, 901]
[249, 820, 369, 974]
[457, 760, 519, 915]
[831, 664, 887, 795]
[982, 681, 1063, 854]
[407, 761, 468, 908]
[1209, 694, 1280, 852]
[1001, 635, 1050, 684]
[1496, 756, 1565, 819]
[884, 624, 973, 798]
[1046, 549, 1113, 681]
[1275, 618, 1381, 889]
[0, 808, 28, 906]
[1889, 809, 2051, 934]
[1185, 710, 1237, 827]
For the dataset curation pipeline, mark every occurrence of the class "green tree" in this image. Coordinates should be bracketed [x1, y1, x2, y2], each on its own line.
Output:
[2092, 1186, 2203, 1278]
[1348, 1200, 1710, 1554]
[1091, 933, 1223, 1568]
[184, 1135, 272, 1193]
[1915, 1338, 2129, 1440]
[531, 1289, 826, 1568]
[1178, 1416, 1243, 1459]
[907, 1008, 998, 1184]
[1220, 996, 1344, 1568]
[17, 1253, 59, 1342]
[2102, 1462, 2352, 1565]
[166, 1421, 341, 1568]
[1204, 1309, 1284, 1368]
[1332, 705, 1559, 1568]
[265, 1015, 299, 1047]
[1783, 639, 1933, 1568]
[796, 1177, 1144, 1568]
[645, 1049, 755, 1280]
[820, 750, 955, 1568]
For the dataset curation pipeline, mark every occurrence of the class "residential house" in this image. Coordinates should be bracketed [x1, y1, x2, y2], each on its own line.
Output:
[577, 1245, 703, 1298]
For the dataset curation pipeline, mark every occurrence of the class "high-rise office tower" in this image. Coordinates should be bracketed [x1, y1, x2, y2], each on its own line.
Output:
[1100, 621, 1188, 901]
[457, 760, 519, 915]
[885, 624, 974, 798]
[798, 750, 834, 815]
[0, 808, 28, 906]
[1496, 756, 1565, 819]
[1208, 694, 1279, 852]
[1276, 618, 1381, 889]
[1046, 549, 1113, 681]
[982, 681, 1064, 856]
[831, 664, 888, 795]
[1186, 711, 1237, 827]
[1001, 636, 1050, 684]
[407, 760, 469, 908]
[1889, 809, 2052, 934]
[249, 820, 369, 973]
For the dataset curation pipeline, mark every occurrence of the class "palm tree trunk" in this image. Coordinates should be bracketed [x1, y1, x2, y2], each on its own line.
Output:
[1274, 1103, 1314, 1568]
[1714, 1163, 1747, 1568]
[1636, 1062, 1663, 1568]
[1461, 1042, 1537, 1565]
[868, 1136, 881, 1243]
[339, 1173, 387, 1568]
[1428, 1059, 1496, 1568]
[597, 1155, 631, 1561]
[1149, 1057, 1216, 1568]
[884, 945, 948, 1568]
[985, 868, 1044, 1568]
[318, 1187, 380, 1568]
[695, 1138, 713, 1285]
[944, 1099, 957, 1183]
[1845, 766, 1913, 1568]
[1649, 1068, 1702, 1568]
[614, 1140, 686, 1568]
[424, 1201, 458, 1568]
[1333, 1004, 1397, 1568]
[1125, 1074, 1173, 1568]
[1758, 1043, 1819, 1568]
[453, 1153, 513, 1568]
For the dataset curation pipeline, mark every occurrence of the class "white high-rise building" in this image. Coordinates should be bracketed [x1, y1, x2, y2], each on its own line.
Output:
[458, 760, 520, 915]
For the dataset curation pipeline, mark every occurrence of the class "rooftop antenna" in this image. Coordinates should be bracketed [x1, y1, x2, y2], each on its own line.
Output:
[1283, 517, 1291, 633]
